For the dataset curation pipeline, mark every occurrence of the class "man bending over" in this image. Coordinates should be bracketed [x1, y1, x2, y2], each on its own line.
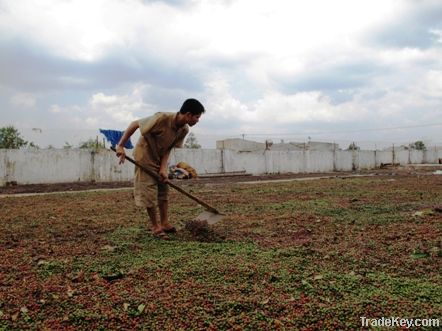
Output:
[116, 98, 205, 240]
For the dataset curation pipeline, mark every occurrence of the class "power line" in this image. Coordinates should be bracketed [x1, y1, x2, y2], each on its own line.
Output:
[240, 122, 442, 137]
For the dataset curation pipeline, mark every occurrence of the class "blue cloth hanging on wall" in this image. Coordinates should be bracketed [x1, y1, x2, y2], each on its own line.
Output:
[99, 129, 134, 149]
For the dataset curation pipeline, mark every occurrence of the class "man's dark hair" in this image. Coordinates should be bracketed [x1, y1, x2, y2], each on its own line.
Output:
[180, 98, 205, 115]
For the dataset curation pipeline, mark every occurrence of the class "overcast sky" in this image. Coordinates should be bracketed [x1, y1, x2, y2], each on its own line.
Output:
[0, 0, 441, 148]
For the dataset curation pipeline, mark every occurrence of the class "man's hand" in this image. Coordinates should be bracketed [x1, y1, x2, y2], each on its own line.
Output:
[116, 145, 126, 164]
[159, 168, 169, 183]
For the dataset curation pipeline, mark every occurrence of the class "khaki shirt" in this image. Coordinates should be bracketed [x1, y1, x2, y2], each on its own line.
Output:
[133, 112, 189, 170]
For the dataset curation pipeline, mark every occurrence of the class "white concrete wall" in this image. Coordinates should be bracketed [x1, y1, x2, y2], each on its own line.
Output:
[358, 151, 376, 170]
[0, 149, 134, 186]
[308, 151, 335, 173]
[395, 150, 410, 165]
[265, 151, 306, 174]
[93, 150, 134, 182]
[170, 148, 223, 174]
[1, 147, 442, 186]
[376, 151, 393, 166]
[0, 150, 8, 186]
[409, 150, 424, 164]
[334, 150, 353, 171]
[425, 147, 441, 163]
[222, 150, 267, 175]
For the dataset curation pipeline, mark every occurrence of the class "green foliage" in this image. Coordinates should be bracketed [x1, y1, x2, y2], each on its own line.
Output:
[346, 142, 360, 151]
[409, 140, 426, 150]
[28, 142, 38, 149]
[184, 132, 201, 149]
[37, 260, 65, 278]
[0, 126, 37, 149]
[63, 142, 73, 149]
[79, 138, 106, 150]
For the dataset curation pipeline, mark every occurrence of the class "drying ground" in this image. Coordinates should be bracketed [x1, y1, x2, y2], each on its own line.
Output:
[1, 174, 441, 330]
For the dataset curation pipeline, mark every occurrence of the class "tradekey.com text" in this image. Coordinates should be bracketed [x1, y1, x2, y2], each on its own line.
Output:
[361, 316, 440, 328]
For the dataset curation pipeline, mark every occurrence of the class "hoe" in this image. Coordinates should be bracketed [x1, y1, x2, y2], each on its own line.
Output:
[110, 146, 224, 225]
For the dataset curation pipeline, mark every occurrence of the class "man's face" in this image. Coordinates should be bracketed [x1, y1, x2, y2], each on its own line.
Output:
[186, 113, 201, 127]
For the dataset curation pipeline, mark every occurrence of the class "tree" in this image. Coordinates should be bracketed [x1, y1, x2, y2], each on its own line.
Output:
[0, 126, 37, 149]
[347, 142, 360, 151]
[79, 138, 106, 150]
[184, 132, 201, 149]
[409, 140, 426, 151]
[63, 142, 73, 149]
[28, 142, 39, 149]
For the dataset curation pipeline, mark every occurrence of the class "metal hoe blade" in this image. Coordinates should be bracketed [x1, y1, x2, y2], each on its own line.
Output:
[195, 211, 225, 225]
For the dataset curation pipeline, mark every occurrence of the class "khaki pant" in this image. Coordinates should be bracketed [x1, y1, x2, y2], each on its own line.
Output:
[133, 167, 169, 208]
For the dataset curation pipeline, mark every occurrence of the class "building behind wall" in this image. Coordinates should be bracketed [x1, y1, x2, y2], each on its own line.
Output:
[216, 138, 339, 152]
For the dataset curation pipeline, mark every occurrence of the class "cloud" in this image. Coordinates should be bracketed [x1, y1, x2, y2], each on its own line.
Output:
[430, 29, 442, 43]
[276, 62, 385, 95]
[0, 0, 441, 148]
[365, 0, 442, 49]
[0, 0, 399, 64]
[10, 92, 36, 108]
[49, 85, 155, 129]
[0, 0, 122, 61]
[422, 70, 442, 98]
[0, 39, 204, 95]
[202, 74, 369, 136]
[201, 63, 442, 140]
[139, 0, 190, 6]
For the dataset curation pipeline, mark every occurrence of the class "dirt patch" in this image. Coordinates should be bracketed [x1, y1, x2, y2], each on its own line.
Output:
[181, 219, 226, 242]
[1, 172, 441, 330]
[0, 181, 133, 194]
[0, 167, 432, 195]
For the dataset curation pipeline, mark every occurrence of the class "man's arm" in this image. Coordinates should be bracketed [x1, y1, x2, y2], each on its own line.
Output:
[159, 128, 188, 181]
[159, 149, 171, 182]
[116, 120, 139, 164]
